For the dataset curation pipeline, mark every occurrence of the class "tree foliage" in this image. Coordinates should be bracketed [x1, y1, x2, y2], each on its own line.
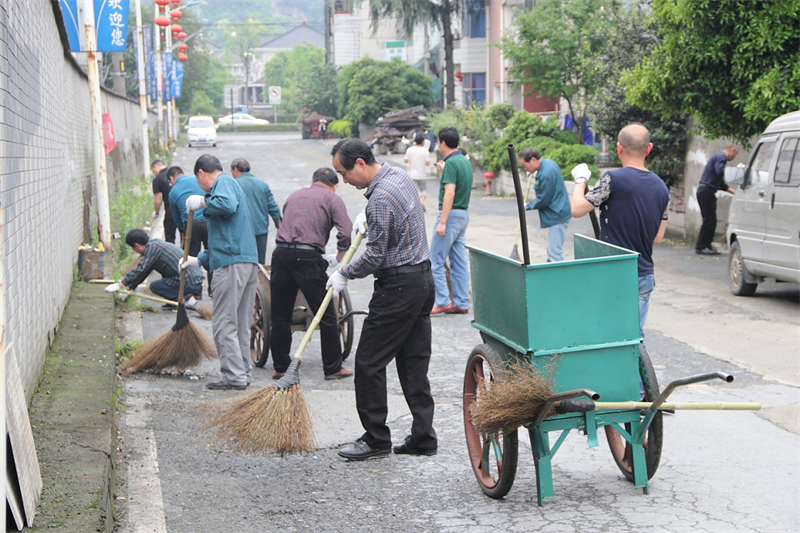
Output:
[264, 43, 326, 113]
[624, 0, 800, 144]
[341, 58, 434, 128]
[296, 62, 340, 117]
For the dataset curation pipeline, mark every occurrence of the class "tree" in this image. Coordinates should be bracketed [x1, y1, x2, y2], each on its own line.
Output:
[356, 0, 459, 107]
[501, 0, 619, 138]
[624, 0, 800, 144]
[264, 43, 327, 113]
[223, 18, 265, 105]
[342, 58, 434, 128]
[297, 63, 340, 117]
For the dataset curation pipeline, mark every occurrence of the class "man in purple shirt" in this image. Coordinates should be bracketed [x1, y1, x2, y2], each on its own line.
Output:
[270, 167, 354, 381]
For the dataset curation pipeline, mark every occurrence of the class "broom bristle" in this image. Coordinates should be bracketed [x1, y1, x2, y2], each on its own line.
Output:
[194, 306, 213, 320]
[202, 385, 316, 454]
[124, 322, 217, 373]
[468, 359, 556, 435]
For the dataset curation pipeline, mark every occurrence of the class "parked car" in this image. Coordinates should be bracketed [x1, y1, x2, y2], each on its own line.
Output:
[725, 110, 800, 295]
[217, 113, 269, 126]
[185, 115, 216, 147]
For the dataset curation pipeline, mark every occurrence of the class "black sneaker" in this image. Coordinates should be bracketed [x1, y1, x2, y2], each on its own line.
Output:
[393, 435, 437, 456]
[695, 247, 720, 255]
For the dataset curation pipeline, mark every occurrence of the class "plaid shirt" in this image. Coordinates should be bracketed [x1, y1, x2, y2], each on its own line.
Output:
[341, 163, 429, 279]
[275, 182, 352, 252]
[123, 238, 204, 289]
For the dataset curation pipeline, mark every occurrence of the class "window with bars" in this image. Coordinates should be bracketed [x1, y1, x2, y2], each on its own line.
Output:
[463, 73, 486, 106]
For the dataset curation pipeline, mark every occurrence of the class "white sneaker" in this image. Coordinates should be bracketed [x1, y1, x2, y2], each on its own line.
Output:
[185, 296, 197, 310]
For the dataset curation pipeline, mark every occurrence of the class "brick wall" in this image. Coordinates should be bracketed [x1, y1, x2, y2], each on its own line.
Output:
[0, 0, 156, 398]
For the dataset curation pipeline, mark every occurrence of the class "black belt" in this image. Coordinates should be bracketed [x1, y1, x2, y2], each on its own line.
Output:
[438, 206, 467, 210]
[276, 243, 320, 252]
[375, 261, 431, 279]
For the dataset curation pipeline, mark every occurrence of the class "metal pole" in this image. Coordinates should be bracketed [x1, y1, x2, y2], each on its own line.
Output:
[135, 0, 151, 176]
[166, 24, 174, 141]
[84, 4, 112, 250]
[154, 13, 165, 147]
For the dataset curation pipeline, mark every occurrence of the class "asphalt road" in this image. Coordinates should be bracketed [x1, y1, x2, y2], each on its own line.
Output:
[116, 132, 799, 533]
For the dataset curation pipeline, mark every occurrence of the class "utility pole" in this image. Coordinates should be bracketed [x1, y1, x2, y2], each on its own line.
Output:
[154, 19, 165, 147]
[135, 0, 151, 176]
[83, 3, 112, 250]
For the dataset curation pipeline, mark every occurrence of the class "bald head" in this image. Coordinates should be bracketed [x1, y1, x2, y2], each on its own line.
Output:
[618, 123, 651, 156]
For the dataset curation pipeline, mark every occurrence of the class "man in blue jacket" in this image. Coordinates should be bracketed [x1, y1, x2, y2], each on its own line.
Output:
[520, 148, 572, 262]
[230, 158, 282, 264]
[167, 166, 208, 257]
[181, 154, 259, 391]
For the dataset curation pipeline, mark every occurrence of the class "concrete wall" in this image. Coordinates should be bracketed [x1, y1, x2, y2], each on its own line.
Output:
[0, 0, 155, 398]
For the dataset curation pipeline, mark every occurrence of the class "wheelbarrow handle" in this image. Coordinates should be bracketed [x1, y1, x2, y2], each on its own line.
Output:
[556, 400, 761, 413]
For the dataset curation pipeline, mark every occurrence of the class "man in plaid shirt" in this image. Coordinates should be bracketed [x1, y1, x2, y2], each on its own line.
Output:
[104, 229, 204, 306]
[329, 138, 437, 461]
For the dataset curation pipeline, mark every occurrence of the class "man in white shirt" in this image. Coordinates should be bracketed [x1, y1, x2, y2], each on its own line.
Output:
[404, 133, 431, 208]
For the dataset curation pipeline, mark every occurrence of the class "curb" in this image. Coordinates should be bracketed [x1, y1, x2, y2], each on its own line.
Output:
[29, 283, 118, 532]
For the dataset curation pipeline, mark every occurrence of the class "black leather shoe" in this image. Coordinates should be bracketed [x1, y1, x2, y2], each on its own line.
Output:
[206, 380, 247, 391]
[695, 247, 720, 255]
[393, 435, 437, 456]
[338, 439, 391, 461]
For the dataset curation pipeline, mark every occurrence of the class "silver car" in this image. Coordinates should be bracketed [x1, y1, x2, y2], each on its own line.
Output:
[186, 116, 217, 147]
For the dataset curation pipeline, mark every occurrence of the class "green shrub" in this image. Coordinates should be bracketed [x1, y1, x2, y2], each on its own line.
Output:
[328, 119, 352, 138]
[110, 174, 153, 279]
[547, 144, 598, 179]
[486, 103, 517, 130]
[216, 123, 300, 133]
[553, 129, 580, 145]
[276, 113, 300, 123]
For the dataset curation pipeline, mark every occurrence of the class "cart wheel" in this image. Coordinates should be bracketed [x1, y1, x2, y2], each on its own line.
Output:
[605, 344, 663, 482]
[337, 289, 354, 360]
[463, 344, 519, 499]
[250, 284, 270, 367]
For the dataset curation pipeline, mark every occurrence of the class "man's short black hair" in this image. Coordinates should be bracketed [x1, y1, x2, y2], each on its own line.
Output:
[518, 147, 541, 162]
[231, 158, 250, 173]
[312, 167, 339, 187]
[166, 166, 183, 180]
[151, 159, 165, 169]
[125, 229, 149, 248]
[331, 138, 376, 169]
[415, 132, 425, 145]
[194, 154, 223, 176]
[438, 127, 459, 149]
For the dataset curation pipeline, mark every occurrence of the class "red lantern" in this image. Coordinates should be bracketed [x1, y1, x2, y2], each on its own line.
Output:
[170, 9, 182, 19]
[177, 42, 188, 52]
[171, 0, 181, 5]
[154, 0, 170, 6]
[455, 71, 464, 82]
[171, 23, 182, 34]
[155, 15, 171, 26]
[178, 53, 188, 62]
[178, 31, 187, 40]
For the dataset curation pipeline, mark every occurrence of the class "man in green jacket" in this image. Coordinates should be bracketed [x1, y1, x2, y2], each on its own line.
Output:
[230, 158, 282, 264]
[181, 154, 259, 391]
[521, 148, 572, 262]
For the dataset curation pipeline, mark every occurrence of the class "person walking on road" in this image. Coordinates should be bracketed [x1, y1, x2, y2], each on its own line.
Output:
[230, 158, 282, 264]
[181, 155, 259, 391]
[270, 167, 354, 382]
[430, 127, 472, 315]
[405, 132, 431, 207]
[569, 123, 669, 340]
[329, 138, 437, 461]
[519, 148, 572, 262]
[151, 160, 177, 244]
[104, 229, 203, 306]
[695, 143, 738, 255]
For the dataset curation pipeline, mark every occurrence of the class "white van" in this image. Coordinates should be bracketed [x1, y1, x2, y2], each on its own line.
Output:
[185, 116, 217, 148]
[726, 110, 800, 295]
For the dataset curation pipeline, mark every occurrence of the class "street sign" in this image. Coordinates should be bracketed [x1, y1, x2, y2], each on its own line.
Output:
[268, 86, 281, 105]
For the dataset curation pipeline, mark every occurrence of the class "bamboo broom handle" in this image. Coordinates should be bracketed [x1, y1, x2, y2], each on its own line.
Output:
[177, 211, 194, 304]
[119, 290, 177, 306]
[594, 401, 761, 411]
[292, 229, 366, 361]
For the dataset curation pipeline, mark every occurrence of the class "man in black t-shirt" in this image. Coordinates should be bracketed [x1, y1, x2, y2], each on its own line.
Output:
[151, 160, 177, 244]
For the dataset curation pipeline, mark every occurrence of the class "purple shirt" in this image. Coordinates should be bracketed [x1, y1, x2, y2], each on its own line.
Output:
[275, 182, 352, 252]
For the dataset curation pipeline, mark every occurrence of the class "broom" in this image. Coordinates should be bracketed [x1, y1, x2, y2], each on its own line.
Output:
[118, 290, 213, 320]
[124, 212, 217, 372]
[203, 230, 366, 455]
[469, 362, 761, 436]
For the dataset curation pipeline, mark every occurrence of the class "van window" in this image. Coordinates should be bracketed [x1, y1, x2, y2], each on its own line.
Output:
[774, 137, 800, 187]
[745, 138, 777, 186]
[188, 117, 214, 128]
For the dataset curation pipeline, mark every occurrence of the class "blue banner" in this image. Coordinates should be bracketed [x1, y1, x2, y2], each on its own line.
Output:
[58, 0, 131, 52]
[172, 62, 184, 99]
[162, 52, 173, 101]
[148, 51, 158, 100]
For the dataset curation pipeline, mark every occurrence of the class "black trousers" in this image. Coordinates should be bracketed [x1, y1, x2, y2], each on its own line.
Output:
[696, 186, 718, 251]
[269, 247, 343, 376]
[255, 233, 268, 265]
[187, 219, 211, 294]
[355, 270, 437, 450]
[163, 211, 177, 244]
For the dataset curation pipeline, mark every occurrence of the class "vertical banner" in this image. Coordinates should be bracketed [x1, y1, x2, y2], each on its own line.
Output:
[94, 0, 130, 52]
[102, 114, 116, 154]
[172, 61, 184, 99]
[143, 25, 155, 99]
[148, 51, 158, 99]
[162, 52, 173, 102]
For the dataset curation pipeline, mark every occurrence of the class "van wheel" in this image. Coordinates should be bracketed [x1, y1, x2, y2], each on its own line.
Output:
[729, 241, 758, 296]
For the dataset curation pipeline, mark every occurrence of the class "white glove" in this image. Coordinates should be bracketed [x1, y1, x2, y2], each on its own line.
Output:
[179, 256, 200, 270]
[353, 212, 367, 236]
[151, 211, 158, 218]
[185, 195, 204, 213]
[571, 163, 591, 183]
[323, 253, 340, 268]
[326, 269, 348, 297]
[105, 282, 121, 293]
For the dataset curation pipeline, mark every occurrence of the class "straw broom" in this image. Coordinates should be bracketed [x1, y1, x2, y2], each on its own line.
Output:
[124, 212, 217, 372]
[468, 362, 761, 436]
[118, 290, 213, 320]
[203, 230, 366, 455]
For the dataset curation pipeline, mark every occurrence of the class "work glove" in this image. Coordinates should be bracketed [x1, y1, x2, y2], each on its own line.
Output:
[525, 201, 535, 210]
[323, 253, 340, 268]
[326, 269, 348, 297]
[353, 212, 367, 236]
[179, 256, 200, 271]
[105, 282, 121, 293]
[185, 195, 204, 213]
[151, 211, 158, 218]
[571, 163, 591, 183]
